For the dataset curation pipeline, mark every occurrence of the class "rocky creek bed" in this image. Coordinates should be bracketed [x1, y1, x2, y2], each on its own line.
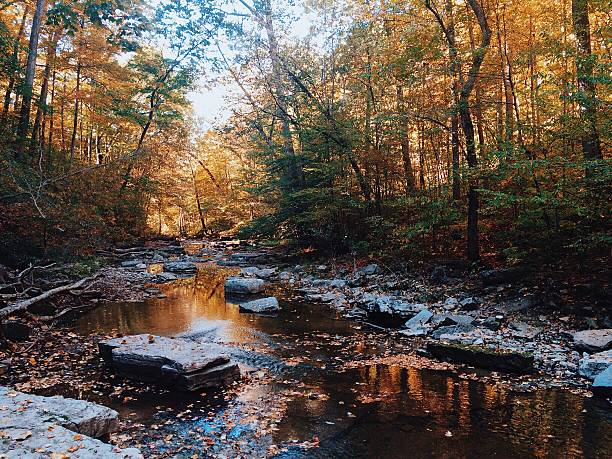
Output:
[0, 239, 610, 457]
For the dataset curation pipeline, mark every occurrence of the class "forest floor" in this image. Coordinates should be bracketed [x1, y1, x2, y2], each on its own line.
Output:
[0, 238, 610, 456]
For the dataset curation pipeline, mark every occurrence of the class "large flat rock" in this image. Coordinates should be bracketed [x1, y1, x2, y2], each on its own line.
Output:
[239, 297, 280, 313]
[225, 277, 265, 294]
[0, 387, 140, 458]
[579, 350, 612, 380]
[99, 335, 240, 391]
[572, 329, 612, 352]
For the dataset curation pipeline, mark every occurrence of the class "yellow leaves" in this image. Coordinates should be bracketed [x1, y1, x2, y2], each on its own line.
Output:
[28, 357, 37, 366]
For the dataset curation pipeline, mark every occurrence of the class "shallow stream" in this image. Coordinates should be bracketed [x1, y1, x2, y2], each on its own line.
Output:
[71, 270, 611, 458]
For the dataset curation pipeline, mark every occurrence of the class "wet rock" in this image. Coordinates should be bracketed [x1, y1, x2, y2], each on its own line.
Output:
[239, 297, 280, 313]
[427, 343, 534, 373]
[443, 297, 459, 310]
[459, 297, 480, 311]
[2, 424, 142, 458]
[225, 277, 265, 294]
[579, 350, 612, 380]
[306, 292, 340, 303]
[0, 386, 121, 439]
[431, 324, 476, 340]
[99, 335, 240, 391]
[1, 321, 32, 342]
[361, 294, 426, 327]
[572, 329, 612, 352]
[360, 264, 380, 275]
[509, 322, 542, 340]
[592, 366, 612, 395]
[164, 261, 197, 273]
[154, 272, 178, 283]
[240, 267, 277, 279]
[480, 267, 526, 286]
[405, 309, 433, 329]
[431, 314, 475, 327]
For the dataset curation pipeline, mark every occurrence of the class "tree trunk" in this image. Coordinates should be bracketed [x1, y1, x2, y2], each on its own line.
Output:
[460, 0, 491, 262]
[396, 85, 415, 193]
[16, 0, 47, 156]
[69, 60, 81, 163]
[572, 0, 602, 161]
[2, 5, 29, 118]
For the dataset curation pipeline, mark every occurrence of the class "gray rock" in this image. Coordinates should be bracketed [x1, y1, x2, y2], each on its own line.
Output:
[306, 292, 340, 303]
[225, 277, 265, 294]
[99, 335, 240, 391]
[572, 329, 612, 352]
[240, 267, 277, 279]
[592, 366, 612, 394]
[1, 321, 32, 342]
[509, 322, 542, 339]
[330, 279, 348, 288]
[360, 264, 380, 276]
[239, 297, 280, 313]
[431, 314, 475, 327]
[405, 309, 434, 329]
[1, 424, 142, 458]
[399, 326, 429, 337]
[579, 350, 612, 379]
[431, 324, 476, 340]
[278, 271, 293, 281]
[154, 272, 178, 282]
[164, 261, 197, 273]
[501, 295, 537, 313]
[444, 297, 459, 311]
[0, 386, 121, 439]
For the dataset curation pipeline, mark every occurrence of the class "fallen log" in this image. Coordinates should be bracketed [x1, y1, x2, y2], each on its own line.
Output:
[0, 275, 98, 319]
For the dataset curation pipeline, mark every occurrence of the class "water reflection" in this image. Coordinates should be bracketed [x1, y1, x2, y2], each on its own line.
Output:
[72, 269, 611, 458]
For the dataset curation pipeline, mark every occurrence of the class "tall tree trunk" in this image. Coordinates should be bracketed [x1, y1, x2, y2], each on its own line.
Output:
[2, 5, 29, 118]
[16, 0, 47, 156]
[69, 60, 81, 163]
[396, 85, 415, 192]
[572, 0, 602, 161]
[460, 0, 491, 262]
[31, 28, 61, 156]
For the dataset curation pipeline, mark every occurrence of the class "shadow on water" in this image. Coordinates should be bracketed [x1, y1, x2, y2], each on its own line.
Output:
[72, 269, 612, 458]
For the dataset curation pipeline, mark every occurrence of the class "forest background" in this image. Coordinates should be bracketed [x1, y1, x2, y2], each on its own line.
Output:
[0, 0, 609, 272]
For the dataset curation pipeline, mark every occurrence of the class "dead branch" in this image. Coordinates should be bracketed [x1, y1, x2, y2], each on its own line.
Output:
[0, 275, 99, 319]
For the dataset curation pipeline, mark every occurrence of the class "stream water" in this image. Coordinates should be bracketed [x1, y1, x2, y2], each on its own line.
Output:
[71, 270, 612, 458]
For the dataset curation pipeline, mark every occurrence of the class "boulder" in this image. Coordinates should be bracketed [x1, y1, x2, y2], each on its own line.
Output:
[572, 329, 612, 352]
[579, 350, 612, 380]
[0, 386, 122, 439]
[359, 264, 380, 276]
[225, 277, 265, 294]
[427, 343, 534, 373]
[99, 335, 240, 391]
[1, 424, 142, 458]
[405, 309, 434, 329]
[240, 267, 277, 279]
[1, 321, 32, 342]
[360, 294, 426, 327]
[509, 322, 542, 340]
[163, 261, 197, 273]
[239, 297, 280, 313]
[592, 366, 612, 395]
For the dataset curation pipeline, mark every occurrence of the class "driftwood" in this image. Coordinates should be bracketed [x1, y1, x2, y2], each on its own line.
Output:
[0, 275, 98, 319]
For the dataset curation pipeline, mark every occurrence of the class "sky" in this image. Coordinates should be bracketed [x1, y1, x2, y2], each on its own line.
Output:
[187, 1, 317, 129]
